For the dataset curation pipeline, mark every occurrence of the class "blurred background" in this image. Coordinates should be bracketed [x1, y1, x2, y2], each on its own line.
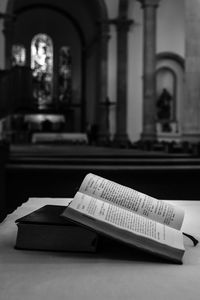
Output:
[0, 0, 199, 221]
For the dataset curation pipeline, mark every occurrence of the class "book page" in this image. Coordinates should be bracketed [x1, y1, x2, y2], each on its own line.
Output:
[79, 173, 184, 230]
[69, 192, 184, 250]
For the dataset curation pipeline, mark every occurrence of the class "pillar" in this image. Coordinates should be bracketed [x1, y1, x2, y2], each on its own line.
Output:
[182, 0, 200, 142]
[113, 17, 133, 146]
[96, 21, 110, 144]
[138, 0, 160, 141]
[2, 13, 15, 69]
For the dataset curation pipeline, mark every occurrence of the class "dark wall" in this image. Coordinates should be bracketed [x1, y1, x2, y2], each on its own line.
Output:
[0, 70, 9, 116]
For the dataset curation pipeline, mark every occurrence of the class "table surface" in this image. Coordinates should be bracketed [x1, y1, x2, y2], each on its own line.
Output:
[0, 198, 200, 300]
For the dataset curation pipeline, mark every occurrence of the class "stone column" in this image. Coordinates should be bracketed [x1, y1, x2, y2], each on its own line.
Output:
[113, 17, 133, 146]
[138, 0, 160, 141]
[2, 13, 15, 69]
[182, 0, 200, 142]
[96, 21, 110, 144]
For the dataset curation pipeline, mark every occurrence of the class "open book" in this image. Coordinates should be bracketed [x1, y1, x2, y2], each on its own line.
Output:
[62, 173, 186, 263]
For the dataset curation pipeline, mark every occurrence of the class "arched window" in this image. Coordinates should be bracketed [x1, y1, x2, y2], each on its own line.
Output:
[31, 33, 53, 110]
[12, 44, 26, 66]
[58, 46, 72, 105]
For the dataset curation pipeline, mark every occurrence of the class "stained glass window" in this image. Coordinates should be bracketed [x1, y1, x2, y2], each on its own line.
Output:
[31, 34, 53, 110]
[58, 46, 72, 104]
[12, 44, 26, 66]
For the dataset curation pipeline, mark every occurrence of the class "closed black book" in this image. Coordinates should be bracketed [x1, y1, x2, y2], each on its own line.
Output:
[15, 205, 98, 252]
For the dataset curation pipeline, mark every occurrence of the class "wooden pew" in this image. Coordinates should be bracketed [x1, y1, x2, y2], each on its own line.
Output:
[5, 145, 200, 215]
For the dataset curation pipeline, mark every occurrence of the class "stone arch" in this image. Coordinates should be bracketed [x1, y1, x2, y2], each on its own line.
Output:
[4, 0, 109, 134]
[156, 52, 185, 137]
[156, 52, 185, 69]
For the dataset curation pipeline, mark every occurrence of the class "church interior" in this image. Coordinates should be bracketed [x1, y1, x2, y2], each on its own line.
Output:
[1, 0, 200, 221]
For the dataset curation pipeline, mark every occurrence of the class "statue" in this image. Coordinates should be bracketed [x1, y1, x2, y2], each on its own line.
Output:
[156, 88, 172, 121]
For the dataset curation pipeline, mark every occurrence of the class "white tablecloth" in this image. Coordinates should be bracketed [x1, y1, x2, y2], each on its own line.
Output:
[0, 198, 200, 300]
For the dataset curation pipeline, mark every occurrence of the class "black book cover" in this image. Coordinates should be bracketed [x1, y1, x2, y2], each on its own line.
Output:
[15, 205, 98, 252]
[16, 205, 75, 226]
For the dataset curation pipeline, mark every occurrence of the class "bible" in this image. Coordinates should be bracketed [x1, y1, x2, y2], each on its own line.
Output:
[15, 205, 98, 252]
[62, 173, 187, 263]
